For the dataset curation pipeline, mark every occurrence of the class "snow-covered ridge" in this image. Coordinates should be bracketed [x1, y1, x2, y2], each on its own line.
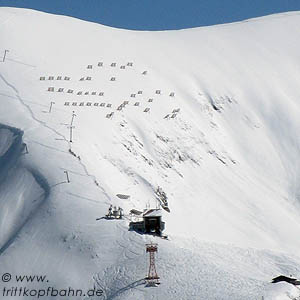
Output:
[0, 124, 49, 253]
[0, 125, 22, 167]
[0, 7, 300, 299]
[2, 6, 300, 31]
[0, 128, 16, 156]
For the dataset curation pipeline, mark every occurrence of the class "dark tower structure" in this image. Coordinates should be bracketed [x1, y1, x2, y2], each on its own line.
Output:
[145, 243, 160, 285]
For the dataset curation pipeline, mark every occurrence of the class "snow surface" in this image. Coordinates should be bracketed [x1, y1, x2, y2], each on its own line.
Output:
[0, 7, 300, 299]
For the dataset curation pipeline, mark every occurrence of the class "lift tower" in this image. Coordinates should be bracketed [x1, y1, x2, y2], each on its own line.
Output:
[145, 243, 160, 285]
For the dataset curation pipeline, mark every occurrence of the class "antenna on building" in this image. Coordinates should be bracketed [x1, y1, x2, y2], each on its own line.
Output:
[145, 243, 160, 286]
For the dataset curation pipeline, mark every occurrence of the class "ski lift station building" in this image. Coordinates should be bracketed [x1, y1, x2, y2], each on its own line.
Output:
[129, 209, 165, 236]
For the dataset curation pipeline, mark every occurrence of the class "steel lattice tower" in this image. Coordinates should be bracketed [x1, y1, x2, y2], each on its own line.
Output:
[145, 243, 160, 285]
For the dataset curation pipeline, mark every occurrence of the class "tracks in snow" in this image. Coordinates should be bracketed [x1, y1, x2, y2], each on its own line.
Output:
[0, 69, 142, 298]
[0, 71, 109, 199]
[90, 222, 147, 300]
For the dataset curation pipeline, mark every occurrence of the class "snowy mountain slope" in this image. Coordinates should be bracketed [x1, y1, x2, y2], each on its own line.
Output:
[0, 124, 50, 257]
[0, 7, 300, 299]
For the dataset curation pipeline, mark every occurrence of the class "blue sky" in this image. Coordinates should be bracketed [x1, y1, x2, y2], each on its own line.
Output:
[0, 0, 300, 30]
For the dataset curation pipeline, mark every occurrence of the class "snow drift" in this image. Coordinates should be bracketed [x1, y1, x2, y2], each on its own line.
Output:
[0, 124, 49, 253]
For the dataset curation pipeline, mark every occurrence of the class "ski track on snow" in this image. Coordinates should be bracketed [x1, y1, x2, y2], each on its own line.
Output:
[0, 72, 111, 201]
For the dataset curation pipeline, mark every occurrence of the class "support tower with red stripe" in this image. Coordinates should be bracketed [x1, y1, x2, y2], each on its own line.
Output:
[145, 243, 160, 285]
